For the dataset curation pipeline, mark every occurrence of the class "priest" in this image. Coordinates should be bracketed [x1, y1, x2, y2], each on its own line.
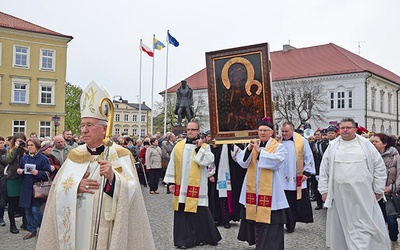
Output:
[164, 120, 221, 249]
[36, 81, 155, 250]
[236, 118, 288, 249]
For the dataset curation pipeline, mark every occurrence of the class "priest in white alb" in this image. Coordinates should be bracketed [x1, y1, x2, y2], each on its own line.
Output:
[36, 81, 155, 250]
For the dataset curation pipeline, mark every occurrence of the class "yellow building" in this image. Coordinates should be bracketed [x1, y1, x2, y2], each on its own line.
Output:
[0, 11, 73, 138]
[113, 97, 151, 138]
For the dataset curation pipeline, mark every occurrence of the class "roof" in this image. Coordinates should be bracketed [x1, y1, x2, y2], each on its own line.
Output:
[162, 43, 400, 94]
[0, 11, 73, 40]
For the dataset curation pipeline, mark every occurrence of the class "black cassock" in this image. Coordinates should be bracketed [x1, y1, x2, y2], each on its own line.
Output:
[208, 144, 247, 226]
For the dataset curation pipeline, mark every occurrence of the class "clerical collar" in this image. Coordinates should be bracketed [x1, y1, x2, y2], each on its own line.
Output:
[86, 145, 105, 155]
[259, 141, 268, 148]
[185, 138, 196, 144]
[282, 137, 294, 141]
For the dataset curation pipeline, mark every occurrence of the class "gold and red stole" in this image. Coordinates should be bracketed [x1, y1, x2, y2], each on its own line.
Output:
[173, 140, 207, 213]
[246, 138, 279, 224]
[293, 133, 304, 200]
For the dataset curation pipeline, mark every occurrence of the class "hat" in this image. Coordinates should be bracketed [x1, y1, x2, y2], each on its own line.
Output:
[40, 140, 53, 152]
[257, 117, 274, 130]
[205, 131, 211, 136]
[80, 81, 112, 121]
[321, 129, 327, 135]
[327, 126, 337, 132]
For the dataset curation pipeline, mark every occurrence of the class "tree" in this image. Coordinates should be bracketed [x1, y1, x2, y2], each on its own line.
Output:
[273, 80, 327, 129]
[65, 82, 83, 134]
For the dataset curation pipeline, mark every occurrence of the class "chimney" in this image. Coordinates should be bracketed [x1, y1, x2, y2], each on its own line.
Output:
[283, 44, 296, 52]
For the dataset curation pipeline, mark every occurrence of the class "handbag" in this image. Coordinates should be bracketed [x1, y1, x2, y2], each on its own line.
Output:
[33, 171, 52, 199]
[385, 181, 400, 217]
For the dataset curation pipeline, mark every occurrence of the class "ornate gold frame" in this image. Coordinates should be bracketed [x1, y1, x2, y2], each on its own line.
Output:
[206, 43, 273, 143]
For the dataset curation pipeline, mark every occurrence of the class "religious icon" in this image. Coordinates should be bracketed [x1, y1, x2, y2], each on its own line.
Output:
[206, 43, 273, 142]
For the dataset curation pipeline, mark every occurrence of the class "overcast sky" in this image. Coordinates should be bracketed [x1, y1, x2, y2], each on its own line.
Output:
[2, 0, 399, 108]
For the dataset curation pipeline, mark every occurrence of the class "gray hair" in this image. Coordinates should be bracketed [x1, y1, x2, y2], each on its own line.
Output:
[339, 117, 356, 128]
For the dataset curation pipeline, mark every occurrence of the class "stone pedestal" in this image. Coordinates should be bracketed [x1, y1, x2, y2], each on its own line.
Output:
[172, 126, 186, 136]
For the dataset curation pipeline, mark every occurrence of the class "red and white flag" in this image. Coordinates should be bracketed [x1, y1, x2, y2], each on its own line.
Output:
[140, 41, 154, 57]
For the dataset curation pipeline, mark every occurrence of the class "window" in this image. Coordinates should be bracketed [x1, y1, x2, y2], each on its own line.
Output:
[40, 49, 55, 71]
[303, 93, 312, 110]
[287, 93, 295, 110]
[0, 42, 2, 66]
[12, 78, 29, 104]
[132, 128, 137, 136]
[39, 121, 51, 138]
[14, 45, 29, 68]
[388, 94, 392, 114]
[115, 114, 120, 122]
[132, 114, 137, 122]
[115, 128, 120, 135]
[330, 92, 334, 109]
[348, 91, 353, 109]
[371, 87, 376, 111]
[337, 92, 345, 109]
[380, 91, 385, 113]
[124, 114, 129, 122]
[141, 128, 145, 137]
[13, 120, 26, 134]
[141, 115, 146, 122]
[123, 127, 129, 134]
[38, 80, 55, 105]
[273, 96, 280, 110]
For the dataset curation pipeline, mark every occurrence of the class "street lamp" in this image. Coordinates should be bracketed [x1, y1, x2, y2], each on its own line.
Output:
[52, 115, 61, 137]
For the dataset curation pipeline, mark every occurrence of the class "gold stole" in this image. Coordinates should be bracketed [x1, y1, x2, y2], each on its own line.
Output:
[173, 140, 206, 213]
[246, 138, 279, 224]
[293, 133, 304, 200]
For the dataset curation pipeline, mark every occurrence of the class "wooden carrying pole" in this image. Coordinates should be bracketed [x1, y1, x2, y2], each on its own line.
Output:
[92, 97, 114, 250]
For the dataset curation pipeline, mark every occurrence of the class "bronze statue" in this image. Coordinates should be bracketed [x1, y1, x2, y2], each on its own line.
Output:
[174, 80, 194, 125]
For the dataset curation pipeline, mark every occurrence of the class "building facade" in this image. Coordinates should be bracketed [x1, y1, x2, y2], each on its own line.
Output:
[113, 98, 151, 138]
[0, 11, 73, 138]
[164, 43, 400, 135]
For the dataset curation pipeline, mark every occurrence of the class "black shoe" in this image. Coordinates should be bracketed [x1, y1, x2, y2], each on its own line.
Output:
[198, 241, 206, 246]
[223, 223, 231, 228]
[286, 228, 294, 233]
[10, 225, 19, 234]
[177, 246, 188, 249]
[315, 205, 323, 210]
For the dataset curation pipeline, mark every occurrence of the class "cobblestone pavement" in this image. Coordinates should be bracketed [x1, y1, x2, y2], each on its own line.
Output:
[0, 183, 329, 250]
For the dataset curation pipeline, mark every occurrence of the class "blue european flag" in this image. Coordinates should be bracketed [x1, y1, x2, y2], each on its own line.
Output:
[167, 32, 179, 47]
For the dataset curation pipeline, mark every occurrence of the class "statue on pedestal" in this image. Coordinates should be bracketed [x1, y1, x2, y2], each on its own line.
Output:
[174, 80, 194, 126]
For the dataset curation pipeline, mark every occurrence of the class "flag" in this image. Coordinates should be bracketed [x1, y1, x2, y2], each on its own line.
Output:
[153, 37, 165, 51]
[167, 31, 179, 47]
[140, 42, 153, 57]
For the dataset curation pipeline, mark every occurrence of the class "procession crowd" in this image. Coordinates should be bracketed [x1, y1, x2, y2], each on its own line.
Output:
[0, 117, 399, 249]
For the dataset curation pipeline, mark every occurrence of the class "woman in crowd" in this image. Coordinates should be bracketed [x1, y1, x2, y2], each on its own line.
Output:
[16, 138, 51, 240]
[373, 133, 400, 250]
[145, 137, 162, 194]
[4, 133, 27, 234]
[39, 140, 60, 180]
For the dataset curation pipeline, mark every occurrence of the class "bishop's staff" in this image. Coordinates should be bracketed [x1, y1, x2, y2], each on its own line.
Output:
[92, 97, 114, 250]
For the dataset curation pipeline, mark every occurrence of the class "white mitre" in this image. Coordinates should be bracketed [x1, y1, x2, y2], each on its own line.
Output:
[80, 81, 112, 121]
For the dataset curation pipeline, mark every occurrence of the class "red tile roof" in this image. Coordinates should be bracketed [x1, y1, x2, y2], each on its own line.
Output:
[164, 43, 400, 93]
[0, 11, 73, 40]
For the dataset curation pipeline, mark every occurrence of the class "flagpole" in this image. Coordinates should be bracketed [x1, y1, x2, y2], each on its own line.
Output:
[150, 34, 155, 135]
[163, 30, 170, 135]
[138, 39, 143, 139]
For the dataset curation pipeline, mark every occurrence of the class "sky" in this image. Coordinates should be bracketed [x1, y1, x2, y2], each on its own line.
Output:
[2, 0, 400, 110]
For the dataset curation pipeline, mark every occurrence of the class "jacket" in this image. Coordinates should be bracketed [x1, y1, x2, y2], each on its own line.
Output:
[145, 145, 162, 170]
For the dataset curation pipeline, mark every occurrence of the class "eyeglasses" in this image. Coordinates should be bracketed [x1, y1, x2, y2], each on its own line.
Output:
[339, 127, 355, 130]
[258, 129, 273, 132]
[187, 129, 199, 131]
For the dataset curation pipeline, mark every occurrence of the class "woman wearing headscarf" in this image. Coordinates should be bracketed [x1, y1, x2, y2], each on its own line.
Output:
[39, 140, 60, 180]
[373, 133, 400, 250]
[16, 138, 51, 240]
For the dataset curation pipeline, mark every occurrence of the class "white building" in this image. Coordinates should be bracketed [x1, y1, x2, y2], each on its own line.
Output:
[164, 43, 400, 135]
